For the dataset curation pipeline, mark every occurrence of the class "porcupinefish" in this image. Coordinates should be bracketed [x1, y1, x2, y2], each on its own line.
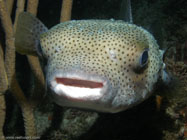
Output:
[15, 11, 169, 113]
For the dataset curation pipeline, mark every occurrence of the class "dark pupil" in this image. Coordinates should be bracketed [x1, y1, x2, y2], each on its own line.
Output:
[140, 50, 148, 66]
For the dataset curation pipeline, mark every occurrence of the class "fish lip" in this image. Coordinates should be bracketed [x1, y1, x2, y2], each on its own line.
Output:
[48, 70, 110, 102]
[55, 77, 104, 88]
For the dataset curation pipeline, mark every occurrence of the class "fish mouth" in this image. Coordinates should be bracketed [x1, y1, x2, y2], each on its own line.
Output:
[48, 70, 111, 102]
[55, 77, 104, 88]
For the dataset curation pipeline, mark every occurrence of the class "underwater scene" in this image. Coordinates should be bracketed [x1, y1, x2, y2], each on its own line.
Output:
[0, 0, 187, 139]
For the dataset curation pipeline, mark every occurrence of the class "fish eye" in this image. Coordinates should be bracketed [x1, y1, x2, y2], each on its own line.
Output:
[139, 49, 149, 67]
[133, 49, 149, 74]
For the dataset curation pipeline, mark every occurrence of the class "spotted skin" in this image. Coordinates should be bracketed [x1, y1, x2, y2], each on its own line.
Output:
[39, 20, 163, 112]
[15, 13, 164, 113]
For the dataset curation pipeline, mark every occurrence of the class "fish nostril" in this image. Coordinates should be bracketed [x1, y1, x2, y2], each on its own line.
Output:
[55, 77, 104, 88]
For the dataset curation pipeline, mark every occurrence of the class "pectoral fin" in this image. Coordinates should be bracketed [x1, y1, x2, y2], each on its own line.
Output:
[15, 12, 48, 56]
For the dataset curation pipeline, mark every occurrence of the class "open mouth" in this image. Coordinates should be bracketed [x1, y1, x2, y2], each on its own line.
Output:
[50, 75, 108, 100]
[48, 71, 114, 112]
[55, 77, 104, 88]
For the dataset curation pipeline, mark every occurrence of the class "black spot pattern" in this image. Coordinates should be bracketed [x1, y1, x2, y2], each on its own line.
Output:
[40, 20, 162, 107]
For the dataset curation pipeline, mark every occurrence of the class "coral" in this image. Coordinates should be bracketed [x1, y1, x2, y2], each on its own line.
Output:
[10, 76, 37, 136]
[0, 44, 8, 93]
[6, 0, 14, 14]
[165, 58, 187, 91]
[26, 0, 39, 15]
[0, 0, 38, 137]
[0, 0, 14, 138]
[60, 0, 73, 22]
[0, 0, 15, 84]
[25, 0, 45, 105]
[0, 44, 7, 140]
[0, 95, 5, 140]
[0, 0, 74, 138]
[160, 58, 187, 139]
[13, 0, 25, 30]
[61, 109, 98, 138]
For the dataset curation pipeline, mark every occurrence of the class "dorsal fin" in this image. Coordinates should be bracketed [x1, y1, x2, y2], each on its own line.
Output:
[119, 0, 133, 23]
[15, 12, 48, 56]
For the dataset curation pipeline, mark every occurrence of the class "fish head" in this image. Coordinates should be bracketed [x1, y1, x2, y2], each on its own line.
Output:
[40, 20, 163, 113]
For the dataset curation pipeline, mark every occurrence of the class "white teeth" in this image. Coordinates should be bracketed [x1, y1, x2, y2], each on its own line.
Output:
[48, 70, 112, 103]
[54, 84, 102, 100]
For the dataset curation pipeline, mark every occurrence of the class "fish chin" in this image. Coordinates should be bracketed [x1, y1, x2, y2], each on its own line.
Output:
[47, 70, 115, 112]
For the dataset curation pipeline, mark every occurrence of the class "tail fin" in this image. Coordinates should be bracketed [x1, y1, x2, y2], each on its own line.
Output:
[15, 12, 48, 56]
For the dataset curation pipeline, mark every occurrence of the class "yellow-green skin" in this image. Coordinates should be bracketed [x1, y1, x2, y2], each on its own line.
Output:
[15, 13, 164, 112]
[39, 20, 163, 113]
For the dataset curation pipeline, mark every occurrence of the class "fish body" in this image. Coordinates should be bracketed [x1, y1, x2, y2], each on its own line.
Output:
[15, 12, 165, 113]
